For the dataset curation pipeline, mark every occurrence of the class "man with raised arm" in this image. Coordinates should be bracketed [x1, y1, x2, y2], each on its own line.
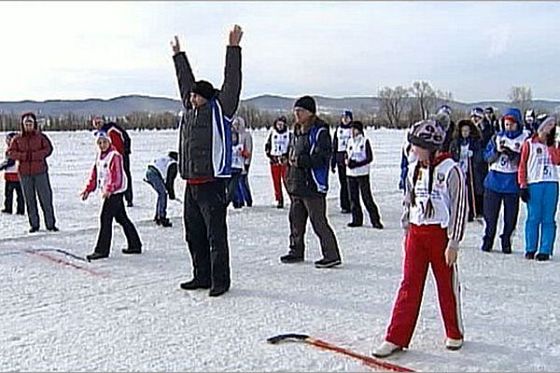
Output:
[171, 25, 243, 297]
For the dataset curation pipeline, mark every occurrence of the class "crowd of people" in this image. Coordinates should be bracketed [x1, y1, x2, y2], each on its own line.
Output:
[1, 24, 560, 360]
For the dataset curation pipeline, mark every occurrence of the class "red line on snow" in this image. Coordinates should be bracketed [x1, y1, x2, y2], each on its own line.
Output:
[25, 250, 105, 277]
[310, 338, 415, 372]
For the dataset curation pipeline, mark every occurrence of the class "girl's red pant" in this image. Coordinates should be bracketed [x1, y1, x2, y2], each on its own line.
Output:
[270, 163, 287, 202]
[385, 224, 463, 347]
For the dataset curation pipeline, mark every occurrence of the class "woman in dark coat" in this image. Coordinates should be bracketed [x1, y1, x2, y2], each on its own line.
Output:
[449, 119, 485, 221]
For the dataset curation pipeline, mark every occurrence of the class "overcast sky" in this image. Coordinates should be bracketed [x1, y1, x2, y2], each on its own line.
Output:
[1, 1, 559, 102]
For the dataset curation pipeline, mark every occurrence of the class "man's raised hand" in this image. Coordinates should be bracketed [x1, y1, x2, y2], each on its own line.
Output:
[170, 35, 181, 55]
[229, 25, 243, 46]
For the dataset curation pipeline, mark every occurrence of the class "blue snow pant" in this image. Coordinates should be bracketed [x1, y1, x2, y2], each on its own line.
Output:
[238, 172, 253, 207]
[525, 182, 559, 255]
[145, 167, 168, 219]
[482, 189, 520, 251]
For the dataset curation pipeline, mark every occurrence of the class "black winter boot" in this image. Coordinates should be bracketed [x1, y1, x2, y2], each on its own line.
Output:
[180, 279, 211, 290]
[536, 253, 550, 261]
[280, 253, 304, 264]
[86, 252, 108, 261]
[159, 218, 172, 227]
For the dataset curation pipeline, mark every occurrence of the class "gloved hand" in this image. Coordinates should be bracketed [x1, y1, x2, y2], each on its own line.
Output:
[502, 146, 516, 158]
[331, 166, 336, 173]
[347, 160, 357, 169]
[519, 188, 530, 203]
[468, 150, 474, 158]
[398, 179, 405, 191]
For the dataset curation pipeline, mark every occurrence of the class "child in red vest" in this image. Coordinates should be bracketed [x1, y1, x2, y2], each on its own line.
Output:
[0, 132, 24, 215]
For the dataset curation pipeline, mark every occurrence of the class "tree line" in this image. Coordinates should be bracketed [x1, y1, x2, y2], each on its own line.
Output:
[0, 84, 544, 132]
[378, 82, 539, 129]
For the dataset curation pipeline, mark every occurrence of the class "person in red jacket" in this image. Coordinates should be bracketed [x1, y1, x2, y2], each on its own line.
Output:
[7, 112, 57, 232]
[80, 131, 142, 261]
[0, 132, 24, 215]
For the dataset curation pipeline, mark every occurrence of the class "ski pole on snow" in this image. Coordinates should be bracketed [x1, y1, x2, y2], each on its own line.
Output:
[267, 334, 415, 372]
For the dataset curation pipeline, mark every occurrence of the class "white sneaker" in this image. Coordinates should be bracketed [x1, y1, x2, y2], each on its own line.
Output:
[445, 338, 463, 351]
[372, 341, 402, 357]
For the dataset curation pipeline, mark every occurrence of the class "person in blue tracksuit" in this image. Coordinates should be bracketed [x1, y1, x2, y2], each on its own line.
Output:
[227, 130, 249, 208]
[481, 108, 529, 253]
[144, 151, 178, 227]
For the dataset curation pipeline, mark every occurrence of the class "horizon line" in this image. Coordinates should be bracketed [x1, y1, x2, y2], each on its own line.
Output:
[1, 93, 559, 105]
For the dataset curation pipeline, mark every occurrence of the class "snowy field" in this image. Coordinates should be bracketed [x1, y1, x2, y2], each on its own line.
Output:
[1, 128, 560, 372]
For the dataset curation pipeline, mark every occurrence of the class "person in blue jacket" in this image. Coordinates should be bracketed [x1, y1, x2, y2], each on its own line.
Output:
[281, 96, 342, 269]
[481, 108, 529, 253]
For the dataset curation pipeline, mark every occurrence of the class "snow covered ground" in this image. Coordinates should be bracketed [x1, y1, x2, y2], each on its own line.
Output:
[1, 128, 560, 372]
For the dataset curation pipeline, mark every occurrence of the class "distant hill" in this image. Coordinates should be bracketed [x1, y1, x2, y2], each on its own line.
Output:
[1, 94, 559, 117]
[0, 95, 182, 117]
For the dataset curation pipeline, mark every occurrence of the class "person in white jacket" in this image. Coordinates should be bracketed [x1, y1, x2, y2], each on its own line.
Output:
[345, 121, 383, 228]
[372, 118, 468, 358]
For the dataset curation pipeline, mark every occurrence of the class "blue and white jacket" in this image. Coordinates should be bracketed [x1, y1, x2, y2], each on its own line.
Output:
[483, 108, 529, 194]
[286, 118, 332, 197]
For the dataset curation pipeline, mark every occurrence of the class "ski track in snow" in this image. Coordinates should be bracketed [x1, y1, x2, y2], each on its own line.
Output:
[1, 128, 559, 371]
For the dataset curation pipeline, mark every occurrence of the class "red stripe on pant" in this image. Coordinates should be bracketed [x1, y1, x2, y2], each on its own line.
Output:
[385, 224, 463, 348]
[270, 163, 287, 201]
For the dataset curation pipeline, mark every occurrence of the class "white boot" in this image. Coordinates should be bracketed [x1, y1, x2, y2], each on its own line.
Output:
[372, 341, 402, 357]
[445, 337, 463, 351]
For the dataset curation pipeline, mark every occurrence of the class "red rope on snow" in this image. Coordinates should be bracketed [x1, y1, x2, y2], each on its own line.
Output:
[25, 250, 105, 277]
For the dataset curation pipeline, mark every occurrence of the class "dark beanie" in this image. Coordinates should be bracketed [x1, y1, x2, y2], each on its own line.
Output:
[191, 80, 217, 101]
[351, 120, 364, 133]
[21, 112, 38, 130]
[294, 96, 316, 114]
[21, 112, 37, 124]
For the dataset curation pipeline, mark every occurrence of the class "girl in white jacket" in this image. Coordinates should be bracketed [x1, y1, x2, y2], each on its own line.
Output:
[345, 121, 383, 228]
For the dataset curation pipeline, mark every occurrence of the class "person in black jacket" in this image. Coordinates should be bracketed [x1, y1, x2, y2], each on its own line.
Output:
[345, 121, 383, 229]
[471, 107, 494, 149]
[281, 96, 342, 269]
[449, 120, 485, 221]
[331, 110, 353, 213]
[171, 25, 243, 297]
[144, 151, 178, 227]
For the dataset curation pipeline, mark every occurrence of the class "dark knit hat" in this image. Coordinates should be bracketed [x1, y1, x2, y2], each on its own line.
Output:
[342, 110, 353, 121]
[191, 80, 217, 101]
[294, 96, 316, 114]
[21, 112, 37, 124]
[351, 120, 364, 133]
[21, 112, 38, 131]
